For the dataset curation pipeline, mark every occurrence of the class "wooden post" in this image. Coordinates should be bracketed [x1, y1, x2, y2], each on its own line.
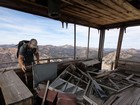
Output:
[114, 27, 125, 69]
[98, 29, 105, 62]
[87, 27, 90, 59]
[41, 81, 50, 105]
[74, 24, 76, 60]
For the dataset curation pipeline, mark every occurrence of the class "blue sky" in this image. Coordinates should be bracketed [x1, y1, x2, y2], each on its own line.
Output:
[0, 7, 140, 49]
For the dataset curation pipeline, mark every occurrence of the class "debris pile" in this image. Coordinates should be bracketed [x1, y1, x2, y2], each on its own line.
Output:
[35, 61, 140, 105]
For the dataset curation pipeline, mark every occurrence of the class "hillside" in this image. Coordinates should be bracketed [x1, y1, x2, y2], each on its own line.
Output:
[0, 45, 98, 69]
[0, 45, 140, 70]
[102, 48, 140, 69]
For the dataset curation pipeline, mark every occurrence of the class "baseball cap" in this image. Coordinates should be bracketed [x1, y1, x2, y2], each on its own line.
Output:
[30, 39, 38, 48]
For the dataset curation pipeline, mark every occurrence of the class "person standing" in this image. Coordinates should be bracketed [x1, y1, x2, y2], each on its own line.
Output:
[18, 39, 40, 72]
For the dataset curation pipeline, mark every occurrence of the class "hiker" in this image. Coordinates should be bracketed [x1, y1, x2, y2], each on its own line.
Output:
[18, 39, 40, 72]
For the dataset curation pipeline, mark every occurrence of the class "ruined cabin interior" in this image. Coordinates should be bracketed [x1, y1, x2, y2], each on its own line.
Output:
[1, 0, 140, 105]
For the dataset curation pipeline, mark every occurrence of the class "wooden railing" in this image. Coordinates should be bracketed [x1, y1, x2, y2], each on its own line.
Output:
[0, 57, 74, 71]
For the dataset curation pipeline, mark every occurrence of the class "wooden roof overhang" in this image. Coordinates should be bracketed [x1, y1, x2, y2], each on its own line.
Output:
[1, 0, 140, 29]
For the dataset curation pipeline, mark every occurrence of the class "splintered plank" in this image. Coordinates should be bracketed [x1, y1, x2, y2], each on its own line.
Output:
[0, 70, 33, 105]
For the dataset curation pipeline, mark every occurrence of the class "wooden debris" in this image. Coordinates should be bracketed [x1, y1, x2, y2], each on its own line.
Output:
[108, 78, 120, 90]
[125, 74, 134, 80]
[0, 70, 33, 105]
[41, 81, 50, 105]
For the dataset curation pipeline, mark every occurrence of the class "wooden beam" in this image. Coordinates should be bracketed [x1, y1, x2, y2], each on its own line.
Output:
[101, 19, 140, 29]
[60, 13, 100, 28]
[69, 4, 117, 22]
[113, 0, 140, 17]
[114, 27, 125, 69]
[99, 0, 138, 18]
[118, 60, 140, 73]
[62, 7, 106, 25]
[98, 29, 105, 62]
[72, 0, 121, 20]
[87, 27, 90, 59]
[0, 0, 100, 28]
[1, 0, 140, 29]
[0, 0, 48, 17]
[63, 6, 108, 24]
[72, 0, 135, 22]
[74, 24, 76, 60]
[92, 0, 129, 20]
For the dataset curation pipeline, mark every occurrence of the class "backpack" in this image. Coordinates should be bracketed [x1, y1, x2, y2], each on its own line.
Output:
[17, 40, 29, 58]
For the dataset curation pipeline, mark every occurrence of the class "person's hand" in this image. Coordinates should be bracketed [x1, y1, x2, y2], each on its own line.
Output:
[21, 65, 26, 72]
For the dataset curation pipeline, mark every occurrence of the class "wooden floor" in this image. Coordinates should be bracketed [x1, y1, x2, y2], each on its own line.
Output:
[104, 86, 140, 105]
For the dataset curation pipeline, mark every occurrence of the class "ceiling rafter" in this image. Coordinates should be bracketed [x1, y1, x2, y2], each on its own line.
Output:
[1, 0, 140, 29]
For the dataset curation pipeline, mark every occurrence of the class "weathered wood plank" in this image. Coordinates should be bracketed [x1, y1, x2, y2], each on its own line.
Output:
[72, 4, 116, 21]
[0, 70, 33, 105]
[112, 91, 130, 105]
[118, 60, 140, 73]
[103, 95, 119, 105]
[104, 87, 140, 105]
[113, 0, 140, 17]
[72, 0, 121, 20]
[117, 87, 137, 105]
[91, 0, 134, 20]
[114, 27, 125, 69]
[131, 93, 140, 105]
[126, 88, 140, 105]
[1, 0, 140, 28]
[73, 0, 136, 23]
[62, 7, 107, 24]
[61, 10, 100, 26]
[98, 29, 105, 62]
[64, 6, 110, 24]
[99, 0, 138, 18]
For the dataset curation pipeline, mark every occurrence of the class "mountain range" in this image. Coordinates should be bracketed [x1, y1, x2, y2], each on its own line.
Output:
[0, 44, 140, 70]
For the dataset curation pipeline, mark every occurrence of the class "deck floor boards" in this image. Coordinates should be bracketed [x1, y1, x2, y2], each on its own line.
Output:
[103, 87, 140, 105]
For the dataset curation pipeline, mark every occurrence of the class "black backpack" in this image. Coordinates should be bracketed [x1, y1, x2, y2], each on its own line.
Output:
[17, 40, 29, 58]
